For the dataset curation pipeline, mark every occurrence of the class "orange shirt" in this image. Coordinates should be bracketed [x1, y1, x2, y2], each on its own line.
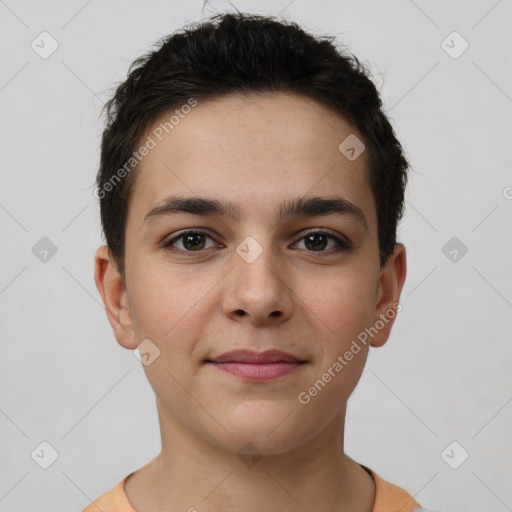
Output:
[82, 466, 421, 512]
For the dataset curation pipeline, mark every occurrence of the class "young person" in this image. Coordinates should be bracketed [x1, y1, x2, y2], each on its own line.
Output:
[87, 11, 427, 512]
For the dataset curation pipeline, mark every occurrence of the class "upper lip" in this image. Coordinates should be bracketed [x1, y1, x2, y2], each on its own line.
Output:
[207, 349, 304, 364]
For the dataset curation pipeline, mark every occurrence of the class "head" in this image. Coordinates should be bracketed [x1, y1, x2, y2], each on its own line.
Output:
[94, 12, 408, 456]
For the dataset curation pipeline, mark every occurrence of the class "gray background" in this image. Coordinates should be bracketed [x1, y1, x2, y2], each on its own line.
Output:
[1, 0, 511, 511]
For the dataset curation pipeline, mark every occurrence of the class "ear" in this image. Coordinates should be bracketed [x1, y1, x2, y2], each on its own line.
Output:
[369, 243, 407, 348]
[94, 245, 137, 350]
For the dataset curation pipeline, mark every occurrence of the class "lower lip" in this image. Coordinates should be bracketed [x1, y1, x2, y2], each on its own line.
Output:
[209, 362, 304, 381]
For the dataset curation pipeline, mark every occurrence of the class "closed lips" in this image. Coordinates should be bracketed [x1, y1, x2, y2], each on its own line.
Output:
[206, 349, 306, 364]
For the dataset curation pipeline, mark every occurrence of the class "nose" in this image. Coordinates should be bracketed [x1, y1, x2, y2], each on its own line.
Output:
[222, 240, 294, 326]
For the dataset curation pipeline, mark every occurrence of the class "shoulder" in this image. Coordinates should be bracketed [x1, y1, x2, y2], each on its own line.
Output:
[363, 466, 422, 512]
[82, 468, 424, 512]
[82, 475, 135, 512]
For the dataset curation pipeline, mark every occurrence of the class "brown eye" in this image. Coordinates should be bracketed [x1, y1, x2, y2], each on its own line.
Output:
[164, 230, 217, 252]
[295, 230, 351, 252]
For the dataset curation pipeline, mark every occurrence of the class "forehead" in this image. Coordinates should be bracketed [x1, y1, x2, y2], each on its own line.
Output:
[126, 91, 375, 230]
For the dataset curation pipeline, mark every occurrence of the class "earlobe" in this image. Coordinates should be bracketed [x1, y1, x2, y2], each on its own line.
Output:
[369, 243, 407, 348]
[94, 245, 137, 350]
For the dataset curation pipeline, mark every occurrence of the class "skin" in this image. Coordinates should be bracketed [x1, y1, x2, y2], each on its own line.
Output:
[94, 91, 407, 512]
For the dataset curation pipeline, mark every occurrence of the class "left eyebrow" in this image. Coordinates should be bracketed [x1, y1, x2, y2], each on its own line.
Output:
[143, 194, 368, 230]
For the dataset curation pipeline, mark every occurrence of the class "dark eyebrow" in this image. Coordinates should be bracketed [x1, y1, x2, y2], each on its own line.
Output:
[143, 195, 367, 230]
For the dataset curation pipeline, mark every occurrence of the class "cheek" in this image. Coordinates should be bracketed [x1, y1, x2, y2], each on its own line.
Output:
[299, 283, 373, 413]
[303, 269, 377, 340]
[128, 263, 214, 341]
[298, 270, 375, 394]
[127, 269, 210, 416]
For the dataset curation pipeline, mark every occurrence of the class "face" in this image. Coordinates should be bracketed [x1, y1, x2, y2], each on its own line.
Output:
[95, 91, 406, 456]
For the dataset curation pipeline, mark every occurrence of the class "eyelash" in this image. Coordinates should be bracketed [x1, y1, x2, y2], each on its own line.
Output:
[162, 229, 351, 255]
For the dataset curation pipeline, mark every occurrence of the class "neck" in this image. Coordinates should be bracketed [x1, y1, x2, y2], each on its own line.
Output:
[125, 401, 375, 512]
